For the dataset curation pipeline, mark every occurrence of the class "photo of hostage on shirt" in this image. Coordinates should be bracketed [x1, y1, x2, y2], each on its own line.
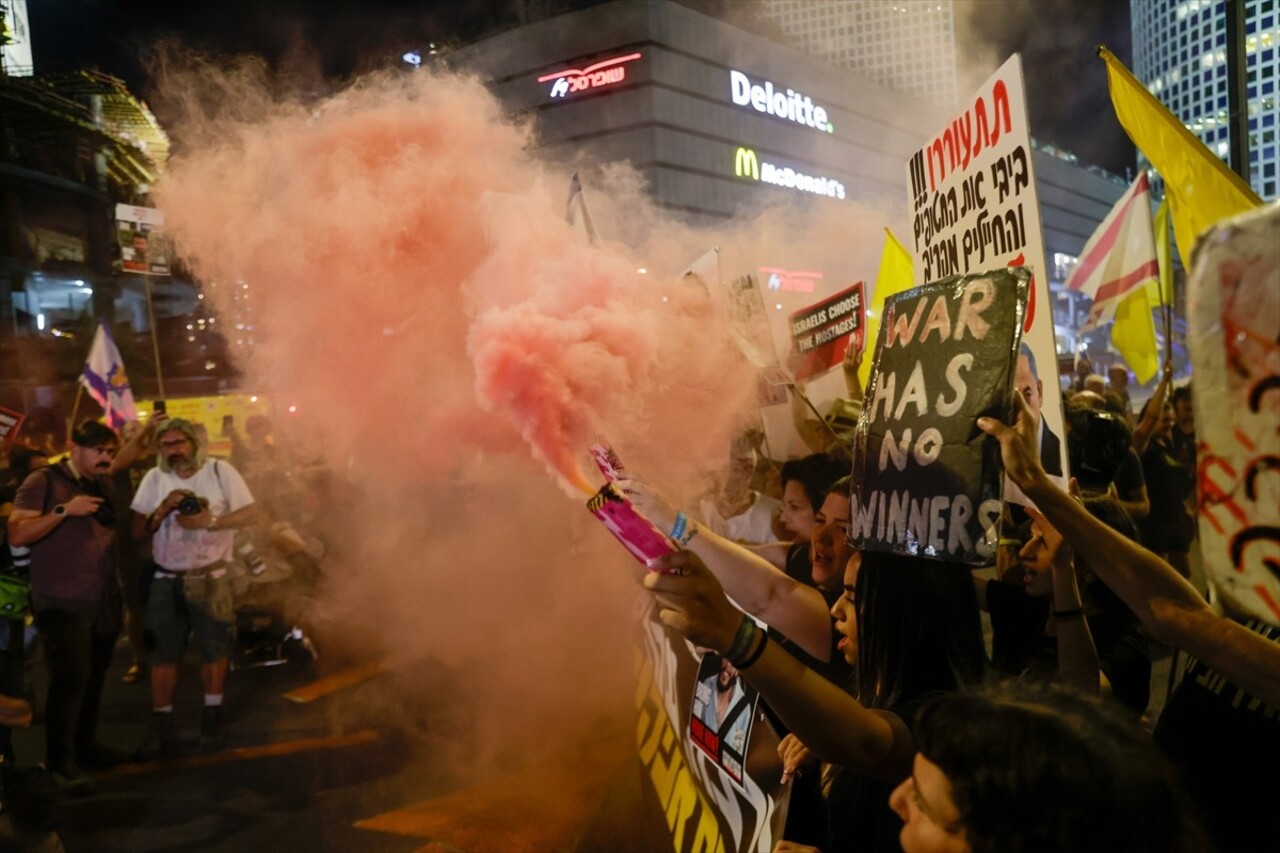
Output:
[689, 649, 759, 786]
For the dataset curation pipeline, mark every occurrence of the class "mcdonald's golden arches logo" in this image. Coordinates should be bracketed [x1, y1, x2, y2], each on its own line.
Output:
[734, 147, 760, 180]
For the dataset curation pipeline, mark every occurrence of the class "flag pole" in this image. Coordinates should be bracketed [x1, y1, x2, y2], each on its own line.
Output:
[145, 279, 166, 399]
[69, 382, 84, 430]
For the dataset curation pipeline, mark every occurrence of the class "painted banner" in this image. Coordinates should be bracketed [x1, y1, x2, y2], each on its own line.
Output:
[787, 282, 865, 383]
[851, 269, 1029, 565]
[905, 54, 1067, 504]
[634, 597, 787, 852]
[115, 204, 171, 276]
[1186, 203, 1280, 627]
[0, 406, 23, 451]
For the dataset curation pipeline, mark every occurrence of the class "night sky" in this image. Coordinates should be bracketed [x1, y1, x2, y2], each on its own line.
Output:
[26, 0, 1135, 176]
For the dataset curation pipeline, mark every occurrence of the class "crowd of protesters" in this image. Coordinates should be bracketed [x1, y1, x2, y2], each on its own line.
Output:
[634, 352, 1276, 853]
[0, 410, 326, 826]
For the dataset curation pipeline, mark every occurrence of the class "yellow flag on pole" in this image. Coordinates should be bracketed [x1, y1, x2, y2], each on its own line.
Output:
[1153, 197, 1173, 307]
[1099, 46, 1262, 265]
[1111, 286, 1159, 384]
[860, 228, 914, 389]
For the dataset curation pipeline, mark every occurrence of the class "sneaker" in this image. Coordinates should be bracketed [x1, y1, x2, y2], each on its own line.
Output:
[134, 711, 177, 762]
[199, 706, 225, 750]
[50, 763, 96, 797]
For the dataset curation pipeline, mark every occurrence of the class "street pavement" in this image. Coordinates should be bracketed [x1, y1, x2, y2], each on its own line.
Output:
[0, 632, 642, 852]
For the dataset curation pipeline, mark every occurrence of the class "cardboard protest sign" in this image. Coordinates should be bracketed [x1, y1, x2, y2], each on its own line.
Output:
[634, 600, 786, 852]
[851, 269, 1029, 565]
[1186, 203, 1280, 627]
[115, 204, 171, 276]
[788, 282, 865, 382]
[724, 272, 779, 370]
[0, 406, 23, 452]
[905, 55, 1066, 503]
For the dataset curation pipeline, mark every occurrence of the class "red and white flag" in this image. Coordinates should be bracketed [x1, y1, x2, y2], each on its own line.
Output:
[1065, 173, 1159, 330]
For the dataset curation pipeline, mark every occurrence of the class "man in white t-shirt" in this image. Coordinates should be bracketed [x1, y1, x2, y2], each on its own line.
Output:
[130, 418, 256, 755]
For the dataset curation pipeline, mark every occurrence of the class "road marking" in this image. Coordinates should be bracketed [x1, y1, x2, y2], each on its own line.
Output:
[283, 660, 389, 703]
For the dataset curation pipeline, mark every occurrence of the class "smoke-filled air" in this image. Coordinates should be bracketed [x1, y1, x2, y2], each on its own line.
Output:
[150, 51, 893, 771]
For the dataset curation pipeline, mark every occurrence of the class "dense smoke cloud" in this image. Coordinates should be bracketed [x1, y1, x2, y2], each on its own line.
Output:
[149, 49, 892, 771]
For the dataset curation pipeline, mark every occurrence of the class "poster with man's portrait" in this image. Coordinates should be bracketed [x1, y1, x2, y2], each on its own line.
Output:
[688, 650, 759, 788]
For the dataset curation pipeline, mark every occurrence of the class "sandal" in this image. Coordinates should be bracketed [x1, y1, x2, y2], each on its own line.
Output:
[121, 663, 147, 684]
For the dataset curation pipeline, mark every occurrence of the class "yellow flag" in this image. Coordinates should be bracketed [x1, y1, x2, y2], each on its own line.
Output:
[1111, 286, 1159, 384]
[1153, 197, 1173, 307]
[860, 228, 914, 389]
[1099, 47, 1262, 266]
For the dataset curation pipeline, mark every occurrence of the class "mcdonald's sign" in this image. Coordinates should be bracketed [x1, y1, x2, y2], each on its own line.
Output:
[734, 147, 760, 180]
[731, 146, 846, 200]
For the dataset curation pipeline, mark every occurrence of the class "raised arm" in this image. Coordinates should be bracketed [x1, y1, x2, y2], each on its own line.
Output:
[979, 394, 1280, 707]
[622, 479, 833, 661]
[645, 550, 914, 783]
[1029, 508, 1101, 697]
[1131, 362, 1172, 456]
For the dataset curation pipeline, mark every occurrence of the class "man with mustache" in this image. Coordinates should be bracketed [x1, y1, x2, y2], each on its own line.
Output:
[130, 418, 256, 757]
[8, 420, 126, 794]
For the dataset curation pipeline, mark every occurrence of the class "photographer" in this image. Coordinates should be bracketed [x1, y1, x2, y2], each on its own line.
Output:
[8, 420, 127, 795]
[130, 419, 256, 756]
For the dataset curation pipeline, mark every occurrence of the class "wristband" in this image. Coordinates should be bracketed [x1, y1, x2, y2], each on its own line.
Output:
[670, 512, 688, 543]
[724, 615, 757, 663]
[1052, 608, 1085, 621]
[736, 629, 769, 669]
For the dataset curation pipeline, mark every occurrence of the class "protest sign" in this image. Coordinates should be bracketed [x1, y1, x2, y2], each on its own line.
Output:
[688, 650, 761, 790]
[634, 600, 786, 852]
[905, 55, 1067, 500]
[724, 272, 779, 371]
[787, 282, 865, 382]
[115, 204, 171, 276]
[851, 269, 1029, 565]
[0, 406, 23, 452]
[1186, 203, 1280, 627]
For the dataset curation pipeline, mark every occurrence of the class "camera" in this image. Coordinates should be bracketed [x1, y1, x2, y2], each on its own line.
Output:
[1066, 404, 1133, 491]
[177, 493, 208, 516]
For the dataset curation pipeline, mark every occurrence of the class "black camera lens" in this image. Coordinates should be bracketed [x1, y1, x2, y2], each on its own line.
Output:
[93, 502, 116, 527]
[177, 494, 204, 516]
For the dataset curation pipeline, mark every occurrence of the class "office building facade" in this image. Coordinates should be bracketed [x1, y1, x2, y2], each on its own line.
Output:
[450, 0, 1127, 358]
[1132, 0, 1279, 200]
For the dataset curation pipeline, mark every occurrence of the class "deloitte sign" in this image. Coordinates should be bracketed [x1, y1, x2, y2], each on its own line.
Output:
[733, 147, 846, 200]
[730, 70, 833, 134]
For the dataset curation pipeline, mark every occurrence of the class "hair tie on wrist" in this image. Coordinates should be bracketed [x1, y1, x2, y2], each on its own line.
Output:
[724, 615, 756, 662]
[737, 629, 769, 669]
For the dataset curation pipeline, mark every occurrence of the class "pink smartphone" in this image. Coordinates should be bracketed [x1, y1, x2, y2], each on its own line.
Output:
[587, 482, 677, 570]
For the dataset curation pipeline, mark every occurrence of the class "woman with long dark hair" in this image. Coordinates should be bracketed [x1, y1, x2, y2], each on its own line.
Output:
[646, 548, 986, 852]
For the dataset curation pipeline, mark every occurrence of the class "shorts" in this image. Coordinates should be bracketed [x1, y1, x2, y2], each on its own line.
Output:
[145, 566, 235, 664]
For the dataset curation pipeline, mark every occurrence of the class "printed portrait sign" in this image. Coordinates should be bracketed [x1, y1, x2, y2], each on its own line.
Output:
[905, 55, 1067, 502]
[688, 650, 761, 789]
[787, 282, 865, 382]
[851, 269, 1029, 565]
[1186, 203, 1280, 627]
[634, 600, 786, 852]
[115, 204, 171, 276]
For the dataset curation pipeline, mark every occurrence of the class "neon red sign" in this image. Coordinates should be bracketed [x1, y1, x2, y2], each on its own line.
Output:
[538, 52, 642, 99]
[760, 267, 822, 294]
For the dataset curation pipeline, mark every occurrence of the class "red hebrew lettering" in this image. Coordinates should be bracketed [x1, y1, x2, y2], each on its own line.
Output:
[991, 79, 1013, 144]
[955, 113, 973, 170]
